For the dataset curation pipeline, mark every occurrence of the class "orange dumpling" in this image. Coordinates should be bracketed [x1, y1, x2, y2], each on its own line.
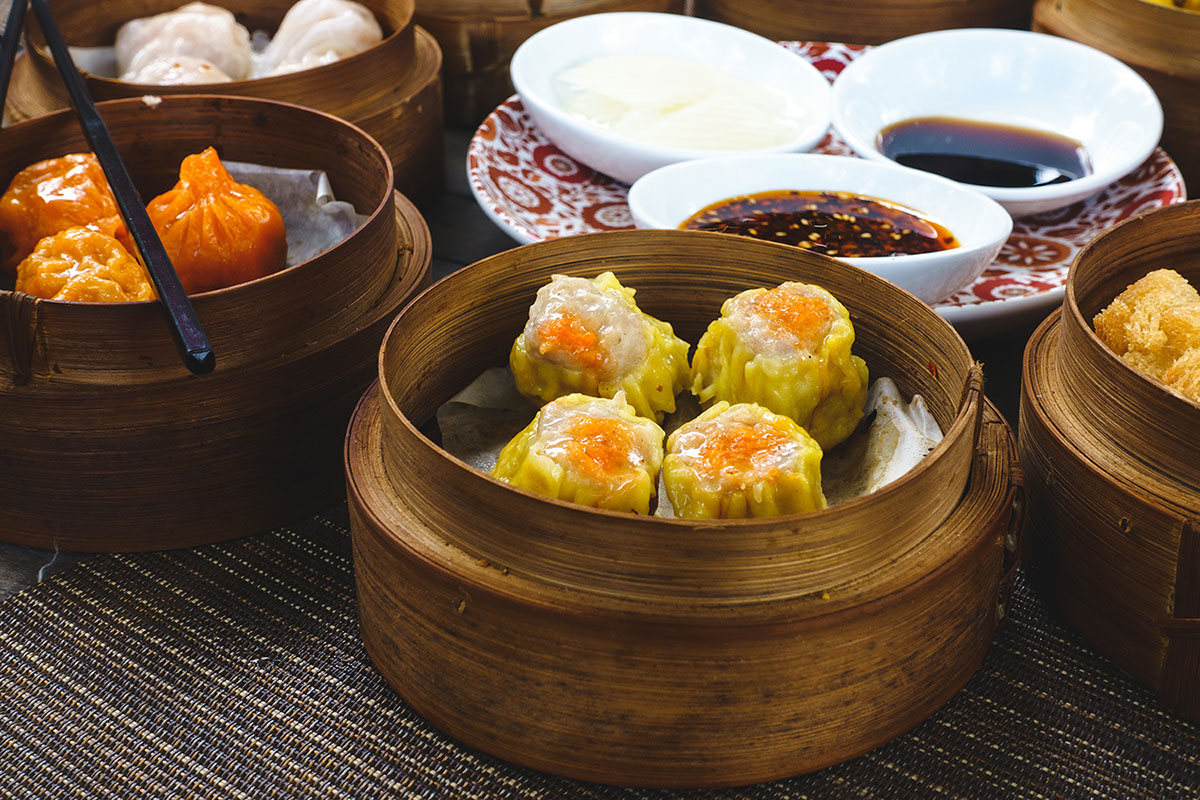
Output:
[147, 147, 287, 294]
[0, 152, 131, 277]
[16, 227, 156, 303]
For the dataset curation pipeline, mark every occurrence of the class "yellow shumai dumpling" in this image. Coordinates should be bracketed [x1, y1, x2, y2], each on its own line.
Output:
[690, 281, 868, 449]
[663, 401, 826, 519]
[491, 392, 666, 514]
[509, 272, 690, 421]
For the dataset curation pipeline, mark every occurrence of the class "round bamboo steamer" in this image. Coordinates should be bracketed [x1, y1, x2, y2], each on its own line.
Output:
[415, 0, 684, 127]
[1034, 0, 1200, 190]
[695, 0, 1034, 45]
[1019, 202, 1200, 721]
[10, 0, 444, 200]
[346, 230, 1025, 786]
[0, 96, 431, 551]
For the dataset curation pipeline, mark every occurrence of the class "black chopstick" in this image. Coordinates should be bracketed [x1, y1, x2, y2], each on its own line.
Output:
[28, 0, 215, 375]
[0, 1, 28, 115]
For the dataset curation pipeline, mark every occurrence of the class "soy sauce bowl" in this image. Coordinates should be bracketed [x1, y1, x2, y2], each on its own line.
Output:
[628, 153, 1012, 305]
[831, 28, 1162, 218]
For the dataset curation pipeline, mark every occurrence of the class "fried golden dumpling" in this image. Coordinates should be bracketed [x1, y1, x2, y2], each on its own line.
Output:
[147, 147, 287, 294]
[690, 281, 868, 449]
[663, 401, 825, 519]
[16, 227, 156, 303]
[0, 152, 131, 277]
[491, 392, 666, 514]
[510, 272, 690, 421]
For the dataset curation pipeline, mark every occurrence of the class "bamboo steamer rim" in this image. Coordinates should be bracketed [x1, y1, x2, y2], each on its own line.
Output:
[0, 94, 395, 306]
[374, 229, 981, 530]
[361, 230, 991, 618]
[1063, 200, 1200, 412]
[22, 0, 417, 93]
[347, 382, 1018, 626]
[1024, 310, 1200, 516]
[1060, 200, 1200, 497]
[1033, 0, 1200, 76]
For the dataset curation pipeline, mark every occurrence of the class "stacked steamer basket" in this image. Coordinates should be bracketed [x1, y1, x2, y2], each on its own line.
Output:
[1020, 200, 1200, 721]
[695, 0, 1034, 44]
[0, 96, 431, 551]
[1034, 0, 1200, 188]
[7, 0, 443, 200]
[414, 0, 683, 126]
[346, 230, 1026, 787]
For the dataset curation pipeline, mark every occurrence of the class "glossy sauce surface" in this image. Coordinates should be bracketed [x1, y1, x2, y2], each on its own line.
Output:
[682, 190, 958, 257]
[877, 116, 1092, 188]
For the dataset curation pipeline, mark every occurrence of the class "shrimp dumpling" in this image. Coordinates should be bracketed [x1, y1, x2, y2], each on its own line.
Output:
[663, 402, 826, 519]
[491, 392, 666, 514]
[259, 0, 383, 77]
[116, 2, 252, 81]
[122, 54, 234, 85]
[510, 272, 691, 421]
[690, 281, 868, 449]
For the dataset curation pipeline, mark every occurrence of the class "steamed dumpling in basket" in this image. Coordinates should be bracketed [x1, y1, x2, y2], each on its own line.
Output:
[510, 271, 690, 421]
[115, 2, 252, 81]
[259, 0, 383, 77]
[491, 392, 666, 514]
[663, 401, 826, 519]
[691, 282, 868, 450]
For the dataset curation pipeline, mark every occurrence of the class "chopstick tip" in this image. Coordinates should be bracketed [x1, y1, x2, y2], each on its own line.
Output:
[186, 348, 216, 375]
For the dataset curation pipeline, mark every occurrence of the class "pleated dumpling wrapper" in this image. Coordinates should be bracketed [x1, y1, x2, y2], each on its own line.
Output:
[147, 147, 287, 294]
[16, 227, 155, 303]
[691, 281, 868, 449]
[663, 401, 826, 519]
[492, 392, 666, 514]
[510, 272, 690, 421]
[0, 152, 131, 277]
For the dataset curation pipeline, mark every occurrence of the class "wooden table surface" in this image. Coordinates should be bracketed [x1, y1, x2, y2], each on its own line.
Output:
[0, 125, 1038, 601]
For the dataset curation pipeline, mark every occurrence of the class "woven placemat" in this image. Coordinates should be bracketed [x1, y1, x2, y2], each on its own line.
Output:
[1, 503, 1197, 800]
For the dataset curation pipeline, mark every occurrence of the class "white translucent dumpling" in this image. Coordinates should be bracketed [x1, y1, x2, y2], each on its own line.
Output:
[258, 0, 382, 77]
[121, 54, 233, 85]
[116, 2, 252, 81]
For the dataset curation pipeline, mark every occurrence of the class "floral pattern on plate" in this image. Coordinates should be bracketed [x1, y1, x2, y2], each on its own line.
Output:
[467, 42, 1186, 326]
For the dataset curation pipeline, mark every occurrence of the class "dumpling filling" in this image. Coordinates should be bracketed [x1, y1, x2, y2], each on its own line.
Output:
[691, 281, 868, 449]
[663, 402, 825, 519]
[510, 272, 690, 421]
[492, 392, 665, 514]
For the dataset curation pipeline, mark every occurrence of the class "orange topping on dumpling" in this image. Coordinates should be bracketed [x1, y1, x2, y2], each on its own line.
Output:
[695, 422, 792, 486]
[753, 289, 832, 351]
[537, 311, 606, 370]
[147, 146, 286, 294]
[0, 152, 131, 276]
[564, 415, 637, 482]
[16, 227, 155, 303]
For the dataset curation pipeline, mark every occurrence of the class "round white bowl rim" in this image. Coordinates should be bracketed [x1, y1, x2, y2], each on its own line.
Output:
[510, 12, 832, 163]
[627, 153, 1013, 265]
[830, 27, 1163, 204]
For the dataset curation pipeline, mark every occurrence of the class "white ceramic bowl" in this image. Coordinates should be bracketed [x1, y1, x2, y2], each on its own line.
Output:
[509, 12, 831, 185]
[831, 28, 1162, 218]
[628, 153, 1013, 304]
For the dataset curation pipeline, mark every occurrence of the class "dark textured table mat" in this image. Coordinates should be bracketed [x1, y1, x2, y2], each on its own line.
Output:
[2, 504, 1198, 800]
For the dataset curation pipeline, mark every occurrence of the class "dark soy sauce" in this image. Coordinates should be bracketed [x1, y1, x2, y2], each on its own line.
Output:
[877, 116, 1092, 188]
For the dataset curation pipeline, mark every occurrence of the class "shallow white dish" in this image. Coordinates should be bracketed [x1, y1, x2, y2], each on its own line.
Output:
[628, 154, 1012, 304]
[510, 12, 831, 185]
[831, 28, 1163, 218]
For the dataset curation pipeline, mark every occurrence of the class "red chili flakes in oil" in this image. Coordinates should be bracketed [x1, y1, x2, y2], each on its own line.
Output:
[682, 190, 959, 257]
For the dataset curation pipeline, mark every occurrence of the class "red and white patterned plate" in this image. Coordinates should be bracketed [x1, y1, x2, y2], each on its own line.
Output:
[467, 42, 1187, 337]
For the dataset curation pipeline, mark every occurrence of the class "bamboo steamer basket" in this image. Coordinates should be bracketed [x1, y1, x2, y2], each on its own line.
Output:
[415, 0, 683, 126]
[0, 95, 431, 552]
[1034, 0, 1200, 189]
[695, 0, 1034, 45]
[346, 230, 1026, 787]
[9, 0, 443, 200]
[1019, 200, 1200, 721]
